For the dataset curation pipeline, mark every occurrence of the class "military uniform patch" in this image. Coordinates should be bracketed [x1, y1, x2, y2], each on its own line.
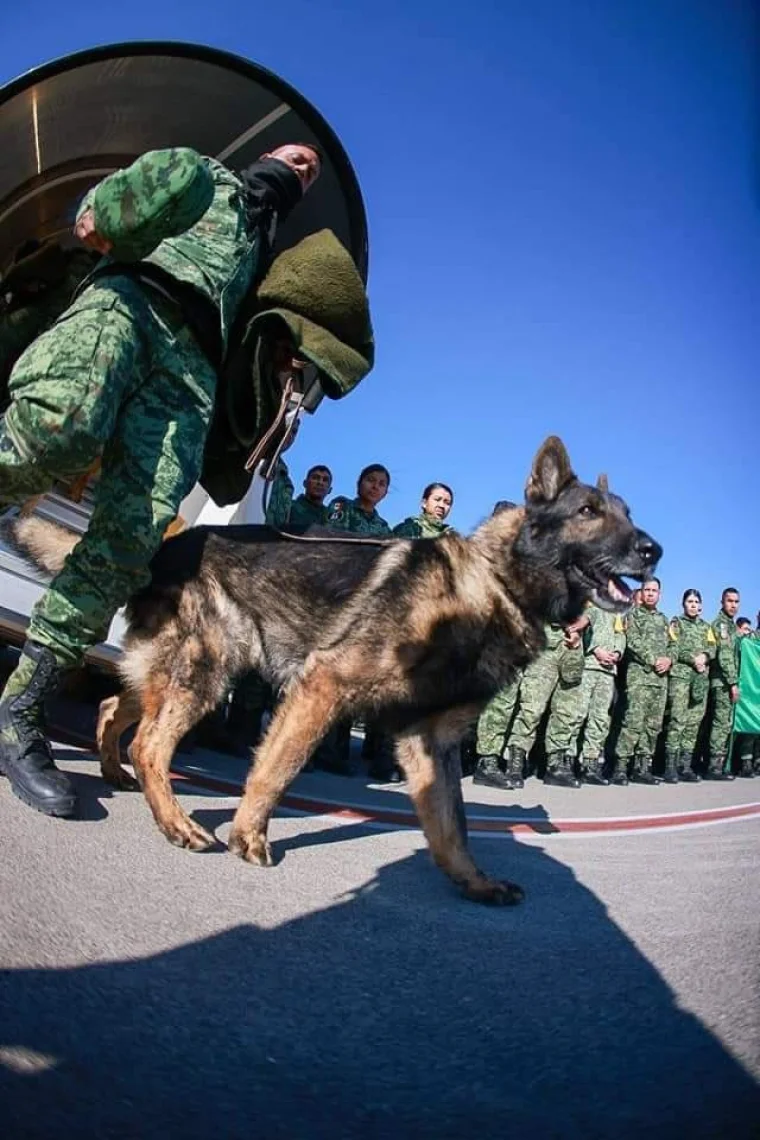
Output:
[668, 619, 679, 641]
[706, 627, 717, 645]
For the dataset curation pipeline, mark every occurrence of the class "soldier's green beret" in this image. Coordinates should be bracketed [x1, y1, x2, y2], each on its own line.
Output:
[92, 148, 215, 262]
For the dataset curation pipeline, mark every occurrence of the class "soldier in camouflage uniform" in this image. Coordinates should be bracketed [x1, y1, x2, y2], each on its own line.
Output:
[473, 675, 523, 789]
[662, 589, 716, 783]
[0, 142, 323, 817]
[393, 482, 454, 538]
[562, 603, 626, 786]
[502, 621, 586, 789]
[707, 587, 741, 780]
[289, 464, 333, 528]
[612, 577, 672, 785]
[327, 463, 392, 535]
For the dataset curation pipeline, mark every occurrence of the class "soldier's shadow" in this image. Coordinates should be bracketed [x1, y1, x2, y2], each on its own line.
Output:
[1, 836, 757, 1139]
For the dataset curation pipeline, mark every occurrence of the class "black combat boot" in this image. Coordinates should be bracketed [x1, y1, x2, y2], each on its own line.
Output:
[738, 756, 756, 779]
[705, 755, 734, 781]
[504, 745, 525, 790]
[0, 642, 76, 817]
[544, 751, 581, 789]
[677, 753, 700, 783]
[473, 752, 513, 790]
[663, 752, 680, 784]
[582, 754, 609, 786]
[367, 729, 402, 784]
[630, 755, 658, 785]
[610, 759, 629, 786]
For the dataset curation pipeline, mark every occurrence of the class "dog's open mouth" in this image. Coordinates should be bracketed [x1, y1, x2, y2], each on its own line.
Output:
[572, 566, 640, 612]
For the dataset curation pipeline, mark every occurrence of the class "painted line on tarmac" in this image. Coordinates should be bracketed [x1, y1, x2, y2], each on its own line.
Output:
[169, 768, 760, 837]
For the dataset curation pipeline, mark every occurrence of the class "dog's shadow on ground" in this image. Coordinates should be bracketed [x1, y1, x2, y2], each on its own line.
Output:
[2, 837, 758, 1139]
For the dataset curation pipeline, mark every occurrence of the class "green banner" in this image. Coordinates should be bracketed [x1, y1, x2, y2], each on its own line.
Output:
[734, 639, 760, 734]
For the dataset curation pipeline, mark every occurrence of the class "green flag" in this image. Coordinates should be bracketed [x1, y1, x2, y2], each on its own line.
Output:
[734, 638, 760, 734]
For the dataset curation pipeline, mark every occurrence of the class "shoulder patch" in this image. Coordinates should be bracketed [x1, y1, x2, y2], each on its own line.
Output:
[668, 619, 679, 641]
[706, 628, 717, 645]
[614, 616, 625, 634]
[719, 623, 729, 641]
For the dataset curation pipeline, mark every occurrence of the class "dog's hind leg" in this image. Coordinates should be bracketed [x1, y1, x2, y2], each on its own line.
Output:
[397, 722, 524, 907]
[129, 673, 227, 851]
[96, 690, 142, 790]
[228, 667, 342, 866]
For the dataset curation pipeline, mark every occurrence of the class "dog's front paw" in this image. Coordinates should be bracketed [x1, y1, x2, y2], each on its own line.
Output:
[228, 827, 274, 867]
[463, 876, 525, 907]
[100, 761, 140, 792]
[161, 814, 216, 852]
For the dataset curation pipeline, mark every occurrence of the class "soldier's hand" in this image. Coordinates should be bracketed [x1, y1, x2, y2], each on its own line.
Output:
[654, 656, 671, 674]
[730, 684, 740, 704]
[74, 208, 113, 254]
[593, 648, 615, 666]
[693, 652, 708, 673]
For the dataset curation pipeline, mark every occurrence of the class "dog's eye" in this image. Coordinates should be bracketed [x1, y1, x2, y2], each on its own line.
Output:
[578, 504, 596, 519]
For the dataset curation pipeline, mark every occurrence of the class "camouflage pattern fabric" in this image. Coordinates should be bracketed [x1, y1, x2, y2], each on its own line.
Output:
[571, 670, 617, 759]
[708, 610, 741, 759]
[0, 275, 216, 666]
[1, 249, 98, 405]
[264, 460, 294, 528]
[476, 675, 521, 757]
[506, 626, 583, 754]
[664, 615, 716, 756]
[288, 493, 329, 528]
[392, 514, 452, 538]
[615, 605, 671, 760]
[565, 605, 626, 758]
[326, 496, 391, 535]
[78, 148, 260, 353]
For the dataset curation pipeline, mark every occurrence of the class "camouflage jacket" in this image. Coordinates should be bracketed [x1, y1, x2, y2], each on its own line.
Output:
[264, 460, 294, 528]
[583, 604, 626, 675]
[289, 493, 329, 528]
[392, 514, 452, 539]
[667, 615, 717, 681]
[326, 496, 391, 535]
[623, 605, 671, 685]
[78, 148, 260, 355]
[709, 611, 740, 688]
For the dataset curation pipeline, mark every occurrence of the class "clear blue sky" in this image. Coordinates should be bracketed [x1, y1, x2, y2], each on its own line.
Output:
[3, 0, 758, 618]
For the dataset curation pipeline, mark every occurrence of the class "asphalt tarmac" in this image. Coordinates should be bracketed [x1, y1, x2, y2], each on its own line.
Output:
[1, 741, 759, 1139]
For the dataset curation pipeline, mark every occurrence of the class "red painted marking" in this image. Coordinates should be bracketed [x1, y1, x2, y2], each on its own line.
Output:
[169, 769, 760, 835]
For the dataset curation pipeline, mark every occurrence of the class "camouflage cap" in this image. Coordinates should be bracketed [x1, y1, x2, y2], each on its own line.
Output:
[91, 148, 215, 262]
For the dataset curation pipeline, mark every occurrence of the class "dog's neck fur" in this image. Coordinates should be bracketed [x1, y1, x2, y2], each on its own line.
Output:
[470, 506, 582, 630]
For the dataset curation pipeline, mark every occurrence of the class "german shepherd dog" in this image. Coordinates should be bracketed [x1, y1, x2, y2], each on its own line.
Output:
[8, 437, 660, 905]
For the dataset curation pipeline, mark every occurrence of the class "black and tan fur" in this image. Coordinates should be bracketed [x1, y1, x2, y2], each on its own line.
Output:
[7, 437, 661, 905]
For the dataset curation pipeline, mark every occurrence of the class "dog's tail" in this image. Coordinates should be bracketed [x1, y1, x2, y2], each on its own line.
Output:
[1, 513, 79, 576]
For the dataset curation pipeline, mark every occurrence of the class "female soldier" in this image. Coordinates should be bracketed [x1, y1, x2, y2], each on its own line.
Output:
[393, 482, 454, 538]
[315, 464, 392, 775]
[327, 463, 392, 535]
[663, 589, 717, 783]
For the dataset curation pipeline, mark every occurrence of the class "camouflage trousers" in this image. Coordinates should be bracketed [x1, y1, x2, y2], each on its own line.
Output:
[708, 685, 735, 760]
[507, 647, 582, 754]
[0, 275, 216, 666]
[475, 676, 520, 756]
[615, 680, 667, 760]
[565, 669, 616, 759]
[663, 676, 708, 757]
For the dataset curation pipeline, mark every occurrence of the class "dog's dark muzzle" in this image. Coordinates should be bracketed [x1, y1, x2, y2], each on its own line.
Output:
[630, 530, 662, 575]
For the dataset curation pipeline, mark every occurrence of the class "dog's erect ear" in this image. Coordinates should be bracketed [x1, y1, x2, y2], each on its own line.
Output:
[525, 436, 576, 504]
[596, 473, 609, 494]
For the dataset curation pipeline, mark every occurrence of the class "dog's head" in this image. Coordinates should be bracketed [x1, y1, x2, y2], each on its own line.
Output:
[512, 436, 661, 622]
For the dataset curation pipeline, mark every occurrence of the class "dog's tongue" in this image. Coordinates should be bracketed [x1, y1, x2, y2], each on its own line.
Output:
[607, 577, 631, 603]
